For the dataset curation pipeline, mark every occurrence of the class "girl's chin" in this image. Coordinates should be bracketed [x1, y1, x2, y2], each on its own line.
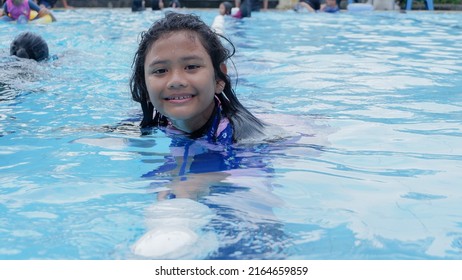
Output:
[165, 112, 194, 122]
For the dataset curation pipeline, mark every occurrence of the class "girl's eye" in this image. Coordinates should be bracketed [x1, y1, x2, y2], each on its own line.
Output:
[152, 69, 167, 74]
[186, 65, 200, 70]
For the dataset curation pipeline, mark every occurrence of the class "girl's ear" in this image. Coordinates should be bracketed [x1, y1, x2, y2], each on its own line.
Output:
[220, 63, 227, 75]
[215, 63, 227, 94]
[215, 80, 225, 94]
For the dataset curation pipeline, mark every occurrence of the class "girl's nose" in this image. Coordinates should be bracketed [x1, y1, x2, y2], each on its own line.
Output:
[167, 69, 188, 89]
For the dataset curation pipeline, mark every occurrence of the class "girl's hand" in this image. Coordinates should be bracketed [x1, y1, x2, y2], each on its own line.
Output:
[38, 8, 57, 21]
[37, 8, 50, 18]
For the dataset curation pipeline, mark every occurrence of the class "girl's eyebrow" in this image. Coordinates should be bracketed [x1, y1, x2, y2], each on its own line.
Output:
[179, 55, 205, 62]
[147, 55, 205, 68]
[147, 59, 168, 69]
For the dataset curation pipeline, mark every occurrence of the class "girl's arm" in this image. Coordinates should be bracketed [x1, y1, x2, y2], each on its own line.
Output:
[32, 1, 57, 21]
[0, 3, 5, 17]
[28, 0, 42, 12]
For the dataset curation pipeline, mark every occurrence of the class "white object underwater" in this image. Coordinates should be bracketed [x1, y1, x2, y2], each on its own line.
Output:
[132, 198, 218, 259]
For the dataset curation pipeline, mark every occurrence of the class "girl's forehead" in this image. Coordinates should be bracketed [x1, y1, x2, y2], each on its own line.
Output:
[146, 30, 210, 60]
[150, 31, 207, 52]
[157, 30, 201, 44]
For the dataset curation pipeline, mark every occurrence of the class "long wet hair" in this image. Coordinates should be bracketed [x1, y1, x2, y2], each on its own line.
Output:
[129, 12, 265, 142]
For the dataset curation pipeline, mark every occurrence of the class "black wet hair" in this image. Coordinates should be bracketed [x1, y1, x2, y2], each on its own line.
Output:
[10, 32, 49, 62]
[222, 1, 233, 15]
[129, 12, 265, 142]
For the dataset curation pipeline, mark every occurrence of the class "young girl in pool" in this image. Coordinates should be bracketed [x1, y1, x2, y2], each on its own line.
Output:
[129, 12, 265, 144]
[211, 2, 233, 34]
[1, 0, 56, 22]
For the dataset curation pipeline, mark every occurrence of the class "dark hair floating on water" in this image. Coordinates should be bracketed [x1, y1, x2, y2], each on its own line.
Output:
[10, 32, 49, 62]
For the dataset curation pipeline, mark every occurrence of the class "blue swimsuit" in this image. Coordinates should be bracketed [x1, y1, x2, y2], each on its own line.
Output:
[142, 98, 236, 178]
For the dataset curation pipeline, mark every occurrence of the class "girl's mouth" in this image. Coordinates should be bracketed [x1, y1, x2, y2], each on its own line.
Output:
[165, 95, 193, 101]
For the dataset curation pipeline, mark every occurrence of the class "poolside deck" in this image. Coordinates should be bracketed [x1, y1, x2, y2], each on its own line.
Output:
[57, 0, 280, 9]
[52, 0, 462, 10]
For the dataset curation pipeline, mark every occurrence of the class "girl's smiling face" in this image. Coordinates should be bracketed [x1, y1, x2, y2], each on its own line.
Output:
[144, 31, 224, 133]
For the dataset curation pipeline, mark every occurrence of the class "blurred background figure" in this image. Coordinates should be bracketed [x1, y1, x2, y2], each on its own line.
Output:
[167, 0, 181, 8]
[294, 0, 320, 12]
[151, 0, 164, 10]
[212, 1, 233, 34]
[132, 0, 145, 11]
[1, 0, 56, 23]
[219, 1, 233, 15]
[233, 0, 268, 18]
[320, 0, 340, 12]
[35, 0, 73, 9]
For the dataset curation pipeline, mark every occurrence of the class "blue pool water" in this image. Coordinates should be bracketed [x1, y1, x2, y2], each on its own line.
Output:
[1, 8, 462, 260]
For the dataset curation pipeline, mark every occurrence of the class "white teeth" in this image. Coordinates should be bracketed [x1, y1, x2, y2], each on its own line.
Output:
[168, 95, 192, 100]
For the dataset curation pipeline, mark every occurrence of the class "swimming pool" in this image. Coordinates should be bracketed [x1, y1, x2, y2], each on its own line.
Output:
[1, 8, 461, 260]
